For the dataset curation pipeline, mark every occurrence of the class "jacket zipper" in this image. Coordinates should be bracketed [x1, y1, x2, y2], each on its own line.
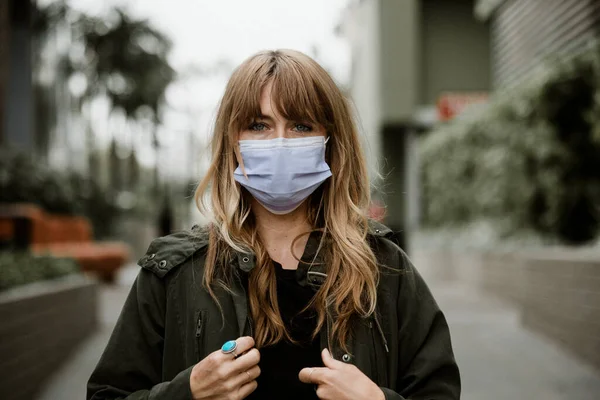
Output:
[196, 314, 204, 338]
[195, 310, 207, 360]
[368, 320, 380, 382]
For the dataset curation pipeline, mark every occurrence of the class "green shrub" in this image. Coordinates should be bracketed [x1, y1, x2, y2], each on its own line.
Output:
[0, 148, 121, 238]
[420, 44, 600, 244]
[67, 172, 121, 239]
[0, 251, 80, 291]
[0, 150, 79, 214]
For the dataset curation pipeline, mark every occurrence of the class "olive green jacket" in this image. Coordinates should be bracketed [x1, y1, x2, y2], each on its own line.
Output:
[87, 222, 460, 399]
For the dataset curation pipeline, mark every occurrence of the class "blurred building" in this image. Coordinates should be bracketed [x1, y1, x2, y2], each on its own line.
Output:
[0, 1, 194, 209]
[0, 0, 89, 172]
[476, 0, 600, 88]
[340, 0, 491, 248]
[0, 2, 8, 148]
[1, 0, 36, 153]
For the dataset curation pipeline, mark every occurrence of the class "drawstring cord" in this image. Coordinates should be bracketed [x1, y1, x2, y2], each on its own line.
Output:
[373, 312, 389, 353]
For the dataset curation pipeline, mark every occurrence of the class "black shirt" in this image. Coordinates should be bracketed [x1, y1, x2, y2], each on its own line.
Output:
[247, 261, 321, 400]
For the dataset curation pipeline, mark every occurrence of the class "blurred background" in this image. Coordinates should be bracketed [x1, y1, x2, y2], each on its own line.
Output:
[0, 0, 599, 399]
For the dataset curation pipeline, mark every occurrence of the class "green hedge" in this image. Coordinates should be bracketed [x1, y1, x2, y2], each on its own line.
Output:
[420, 44, 600, 244]
[0, 252, 79, 291]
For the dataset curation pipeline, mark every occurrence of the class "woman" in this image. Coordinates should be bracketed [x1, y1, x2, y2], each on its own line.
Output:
[88, 49, 460, 400]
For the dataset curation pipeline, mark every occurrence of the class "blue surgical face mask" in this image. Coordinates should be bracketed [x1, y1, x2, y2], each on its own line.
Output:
[234, 136, 332, 215]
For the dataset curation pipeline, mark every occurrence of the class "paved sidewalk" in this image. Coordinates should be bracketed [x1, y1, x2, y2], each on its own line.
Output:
[429, 282, 600, 400]
[37, 264, 600, 400]
[36, 265, 137, 400]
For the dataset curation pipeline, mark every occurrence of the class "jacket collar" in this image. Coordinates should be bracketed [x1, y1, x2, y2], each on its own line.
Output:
[138, 220, 392, 339]
[140, 220, 392, 280]
[232, 219, 392, 286]
[232, 229, 328, 287]
[229, 220, 393, 338]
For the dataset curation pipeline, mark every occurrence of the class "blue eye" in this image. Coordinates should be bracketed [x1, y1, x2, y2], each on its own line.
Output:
[249, 122, 267, 131]
[293, 123, 313, 133]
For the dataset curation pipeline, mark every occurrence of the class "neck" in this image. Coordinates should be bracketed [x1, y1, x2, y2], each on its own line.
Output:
[252, 200, 312, 266]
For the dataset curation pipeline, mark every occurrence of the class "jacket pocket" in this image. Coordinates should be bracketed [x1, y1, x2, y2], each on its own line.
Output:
[195, 309, 208, 361]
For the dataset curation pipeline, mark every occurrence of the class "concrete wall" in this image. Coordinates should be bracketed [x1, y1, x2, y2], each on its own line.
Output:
[379, 0, 421, 123]
[420, 0, 491, 105]
[0, 276, 98, 400]
[342, 0, 491, 248]
[374, 0, 421, 243]
[413, 248, 600, 371]
[519, 253, 600, 371]
[342, 0, 383, 179]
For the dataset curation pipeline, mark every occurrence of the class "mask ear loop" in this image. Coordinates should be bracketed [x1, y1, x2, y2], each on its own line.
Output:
[233, 134, 249, 180]
[324, 136, 331, 144]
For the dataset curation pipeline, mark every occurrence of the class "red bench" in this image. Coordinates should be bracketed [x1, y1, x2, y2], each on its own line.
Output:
[0, 204, 129, 282]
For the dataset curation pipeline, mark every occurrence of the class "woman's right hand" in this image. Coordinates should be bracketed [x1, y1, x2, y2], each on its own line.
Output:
[189, 336, 261, 400]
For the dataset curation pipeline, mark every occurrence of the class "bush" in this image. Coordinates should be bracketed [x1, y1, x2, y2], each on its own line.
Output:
[0, 150, 79, 215]
[0, 149, 121, 238]
[420, 44, 600, 244]
[67, 172, 121, 239]
[0, 251, 80, 291]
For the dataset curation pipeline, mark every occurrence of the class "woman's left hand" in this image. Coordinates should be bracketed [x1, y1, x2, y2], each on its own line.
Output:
[299, 348, 385, 400]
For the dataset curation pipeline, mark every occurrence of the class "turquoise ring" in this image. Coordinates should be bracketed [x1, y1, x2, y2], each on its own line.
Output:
[221, 340, 238, 358]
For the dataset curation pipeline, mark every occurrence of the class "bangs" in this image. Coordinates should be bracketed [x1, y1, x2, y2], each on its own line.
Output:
[229, 51, 333, 132]
[270, 66, 330, 126]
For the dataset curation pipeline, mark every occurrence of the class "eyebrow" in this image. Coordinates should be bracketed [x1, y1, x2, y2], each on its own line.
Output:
[254, 114, 275, 121]
[255, 114, 316, 124]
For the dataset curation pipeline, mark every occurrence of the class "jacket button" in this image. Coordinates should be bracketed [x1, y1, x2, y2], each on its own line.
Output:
[375, 229, 380, 234]
[158, 260, 167, 268]
[148, 253, 156, 259]
[342, 353, 351, 363]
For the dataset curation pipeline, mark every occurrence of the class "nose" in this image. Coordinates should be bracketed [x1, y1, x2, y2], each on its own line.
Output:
[274, 121, 287, 139]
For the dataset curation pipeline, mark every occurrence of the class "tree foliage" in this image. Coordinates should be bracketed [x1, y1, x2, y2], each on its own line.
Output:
[420, 44, 600, 244]
[35, 1, 175, 124]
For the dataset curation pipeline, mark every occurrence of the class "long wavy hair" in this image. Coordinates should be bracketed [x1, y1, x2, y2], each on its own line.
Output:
[195, 49, 378, 351]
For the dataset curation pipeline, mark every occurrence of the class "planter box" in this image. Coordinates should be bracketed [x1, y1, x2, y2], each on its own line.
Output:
[0, 204, 130, 282]
[518, 252, 600, 372]
[414, 247, 600, 372]
[0, 275, 98, 400]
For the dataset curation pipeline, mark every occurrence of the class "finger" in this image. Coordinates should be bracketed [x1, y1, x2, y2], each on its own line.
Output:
[316, 386, 327, 399]
[234, 336, 256, 354]
[321, 348, 343, 369]
[216, 336, 255, 363]
[230, 348, 261, 373]
[237, 379, 258, 399]
[231, 365, 261, 387]
[298, 367, 328, 384]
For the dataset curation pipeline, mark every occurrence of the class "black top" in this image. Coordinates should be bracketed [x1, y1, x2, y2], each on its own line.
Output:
[247, 260, 321, 400]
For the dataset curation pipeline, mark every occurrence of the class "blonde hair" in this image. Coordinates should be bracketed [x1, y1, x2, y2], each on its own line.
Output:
[195, 49, 378, 351]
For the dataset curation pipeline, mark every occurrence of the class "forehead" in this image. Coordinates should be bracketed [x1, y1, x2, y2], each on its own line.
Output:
[257, 82, 278, 117]
[230, 66, 331, 129]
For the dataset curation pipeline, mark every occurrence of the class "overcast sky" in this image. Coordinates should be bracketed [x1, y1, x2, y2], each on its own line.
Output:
[65, 0, 352, 175]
